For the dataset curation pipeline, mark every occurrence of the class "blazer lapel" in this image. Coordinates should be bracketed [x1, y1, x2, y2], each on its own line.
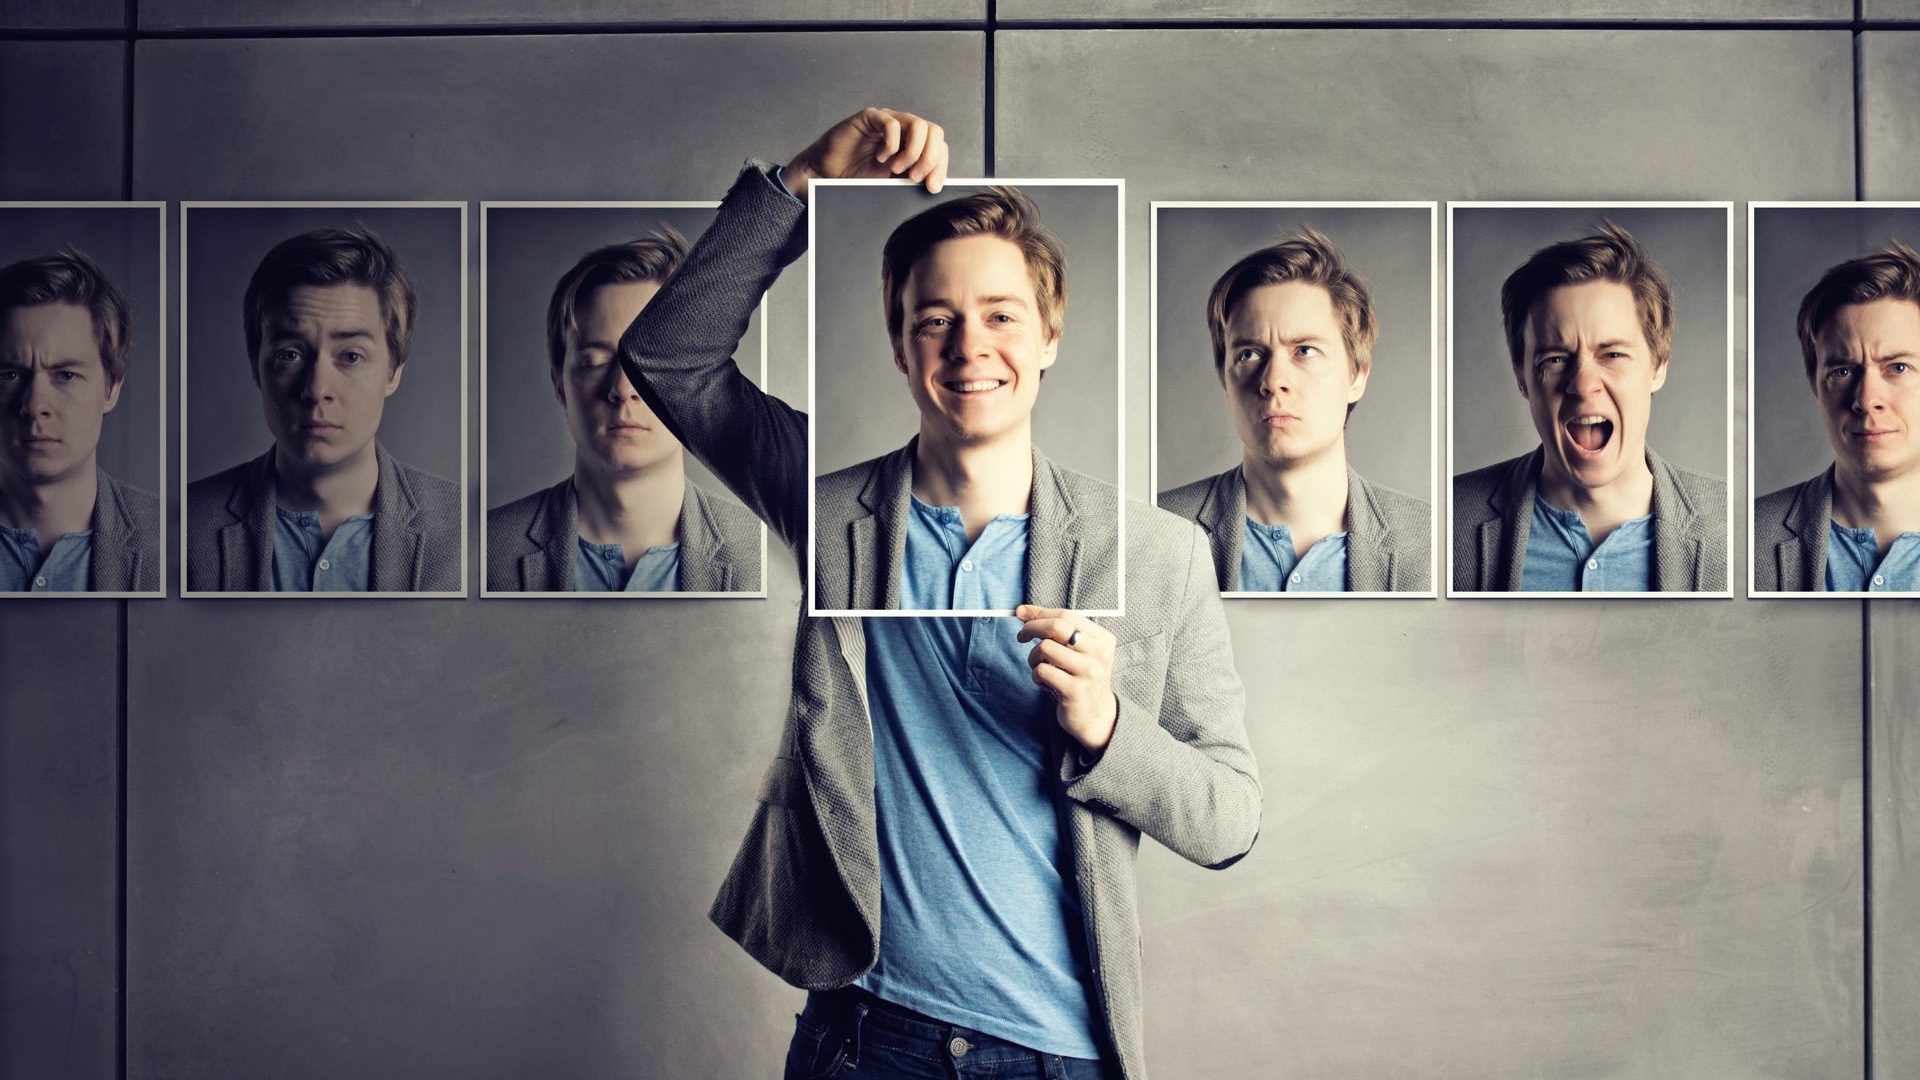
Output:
[1026, 447, 1083, 609]
[369, 443, 425, 592]
[849, 444, 912, 609]
[519, 480, 575, 591]
[1489, 450, 1538, 592]
[1344, 468, 1392, 593]
[1781, 468, 1833, 591]
[677, 485, 732, 592]
[1196, 467, 1244, 591]
[1646, 449, 1703, 591]
[220, 448, 277, 591]
[87, 469, 133, 592]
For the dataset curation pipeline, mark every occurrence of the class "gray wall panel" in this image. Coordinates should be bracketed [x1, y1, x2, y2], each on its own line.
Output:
[1860, 33, 1920, 197]
[138, 0, 983, 30]
[999, 0, 1846, 22]
[0, 604, 121, 1080]
[0, 0, 123, 29]
[998, 29, 1852, 509]
[128, 30, 984, 1079]
[0, 43, 125, 201]
[1872, 607, 1920, 1080]
[1860, 30, 1920, 1080]
[0, 39, 125, 1080]
[1862, 1, 1920, 21]
[1001, 28, 1860, 1078]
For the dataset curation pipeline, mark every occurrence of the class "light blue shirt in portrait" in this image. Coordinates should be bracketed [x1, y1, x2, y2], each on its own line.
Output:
[272, 507, 374, 592]
[0, 524, 92, 591]
[1520, 495, 1654, 592]
[573, 537, 681, 592]
[1825, 521, 1920, 592]
[1238, 518, 1349, 592]
[857, 494, 1100, 1059]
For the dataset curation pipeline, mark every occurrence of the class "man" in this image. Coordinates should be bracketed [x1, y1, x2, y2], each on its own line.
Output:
[186, 225, 460, 593]
[1756, 240, 1920, 592]
[1453, 222, 1726, 592]
[1159, 230, 1431, 592]
[617, 108, 1258, 1080]
[486, 231, 762, 592]
[0, 248, 159, 592]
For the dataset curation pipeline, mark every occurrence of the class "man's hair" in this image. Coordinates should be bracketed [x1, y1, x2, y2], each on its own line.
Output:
[545, 228, 688, 377]
[1500, 221, 1674, 371]
[243, 225, 417, 371]
[1795, 239, 1920, 382]
[1205, 227, 1377, 376]
[0, 247, 132, 386]
[881, 186, 1067, 346]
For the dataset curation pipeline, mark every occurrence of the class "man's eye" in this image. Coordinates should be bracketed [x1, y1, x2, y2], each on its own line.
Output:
[916, 316, 950, 333]
[54, 370, 80, 381]
[1233, 348, 1261, 365]
[0, 370, 21, 382]
[1294, 345, 1319, 359]
[1825, 366, 1856, 382]
[1890, 361, 1913, 376]
[990, 312, 1015, 324]
[274, 348, 303, 365]
[340, 350, 364, 365]
[1537, 355, 1566, 368]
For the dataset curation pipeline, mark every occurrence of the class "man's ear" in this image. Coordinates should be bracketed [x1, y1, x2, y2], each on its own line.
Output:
[550, 366, 566, 407]
[1347, 362, 1370, 404]
[893, 343, 909, 375]
[1650, 354, 1670, 393]
[1038, 331, 1060, 372]
[1513, 363, 1529, 401]
[102, 375, 123, 414]
[384, 359, 405, 397]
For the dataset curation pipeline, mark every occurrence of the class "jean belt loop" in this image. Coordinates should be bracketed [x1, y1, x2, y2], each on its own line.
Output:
[849, 1002, 868, 1068]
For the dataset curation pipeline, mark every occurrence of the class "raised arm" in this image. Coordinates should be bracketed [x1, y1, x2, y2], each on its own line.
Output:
[616, 107, 949, 551]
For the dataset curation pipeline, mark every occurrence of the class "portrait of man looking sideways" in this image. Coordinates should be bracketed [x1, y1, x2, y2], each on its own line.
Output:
[1756, 240, 1920, 592]
[0, 249, 159, 593]
[185, 225, 461, 593]
[1453, 222, 1728, 593]
[1159, 229, 1432, 592]
[486, 230, 761, 593]
[613, 107, 1259, 1080]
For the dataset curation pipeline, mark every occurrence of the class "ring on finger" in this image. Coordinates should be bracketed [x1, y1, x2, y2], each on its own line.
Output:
[1066, 628, 1081, 648]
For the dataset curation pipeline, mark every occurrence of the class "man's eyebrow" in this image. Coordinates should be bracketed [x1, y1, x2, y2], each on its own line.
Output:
[576, 337, 618, 353]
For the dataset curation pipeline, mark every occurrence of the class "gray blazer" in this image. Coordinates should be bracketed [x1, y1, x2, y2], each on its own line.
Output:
[91, 468, 161, 592]
[1754, 469, 1832, 592]
[815, 439, 1120, 610]
[617, 162, 1259, 1080]
[486, 477, 763, 592]
[185, 443, 462, 592]
[1158, 464, 1432, 592]
[1451, 446, 1728, 592]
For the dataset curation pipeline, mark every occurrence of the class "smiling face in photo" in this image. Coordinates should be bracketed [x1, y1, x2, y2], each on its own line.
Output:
[1517, 280, 1667, 494]
[255, 282, 402, 474]
[894, 233, 1059, 449]
[557, 278, 681, 478]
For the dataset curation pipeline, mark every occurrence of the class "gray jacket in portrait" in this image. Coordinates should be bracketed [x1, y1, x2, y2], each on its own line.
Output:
[815, 439, 1119, 611]
[1451, 445, 1728, 592]
[1754, 468, 1833, 592]
[90, 467, 161, 592]
[1158, 464, 1432, 592]
[616, 161, 1259, 1080]
[185, 443, 462, 592]
[485, 477, 763, 592]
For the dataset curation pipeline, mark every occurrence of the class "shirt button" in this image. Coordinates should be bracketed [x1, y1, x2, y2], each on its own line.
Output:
[1873, 574, 1886, 586]
[1289, 573, 1301, 585]
[1586, 559, 1599, 572]
[318, 558, 332, 571]
[948, 1037, 971, 1058]
[33, 575, 47, 588]
[960, 559, 973, 572]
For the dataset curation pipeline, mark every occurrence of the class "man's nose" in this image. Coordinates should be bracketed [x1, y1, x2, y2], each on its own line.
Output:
[1567, 353, 1605, 396]
[1852, 364, 1886, 412]
[298, 358, 335, 402]
[606, 363, 641, 404]
[1259, 356, 1290, 396]
[19, 370, 55, 415]
[946, 317, 988, 361]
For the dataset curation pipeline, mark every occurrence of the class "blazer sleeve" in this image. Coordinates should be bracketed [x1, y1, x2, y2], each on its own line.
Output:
[616, 161, 811, 550]
[1063, 526, 1262, 869]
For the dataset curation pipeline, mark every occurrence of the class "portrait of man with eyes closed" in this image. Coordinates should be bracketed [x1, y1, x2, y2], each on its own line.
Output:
[185, 224, 461, 594]
[1453, 222, 1727, 593]
[1756, 240, 1920, 593]
[1160, 229, 1432, 594]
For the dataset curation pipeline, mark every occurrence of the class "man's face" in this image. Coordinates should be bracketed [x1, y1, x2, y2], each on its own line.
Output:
[554, 279, 682, 477]
[1516, 280, 1668, 493]
[895, 234, 1059, 446]
[255, 283, 402, 473]
[1219, 281, 1368, 471]
[0, 302, 121, 486]
[1812, 297, 1920, 484]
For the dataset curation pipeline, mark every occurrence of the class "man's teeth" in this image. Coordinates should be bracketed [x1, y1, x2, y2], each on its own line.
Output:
[1569, 416, 1608, 426]
[948, 380, 1002, 392]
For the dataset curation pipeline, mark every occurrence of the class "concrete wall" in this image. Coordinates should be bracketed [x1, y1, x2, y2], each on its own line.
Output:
[1, 6, 1909, 1079]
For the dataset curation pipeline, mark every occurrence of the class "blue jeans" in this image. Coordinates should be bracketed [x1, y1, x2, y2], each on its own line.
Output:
[785, 987, 1116, 1079]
